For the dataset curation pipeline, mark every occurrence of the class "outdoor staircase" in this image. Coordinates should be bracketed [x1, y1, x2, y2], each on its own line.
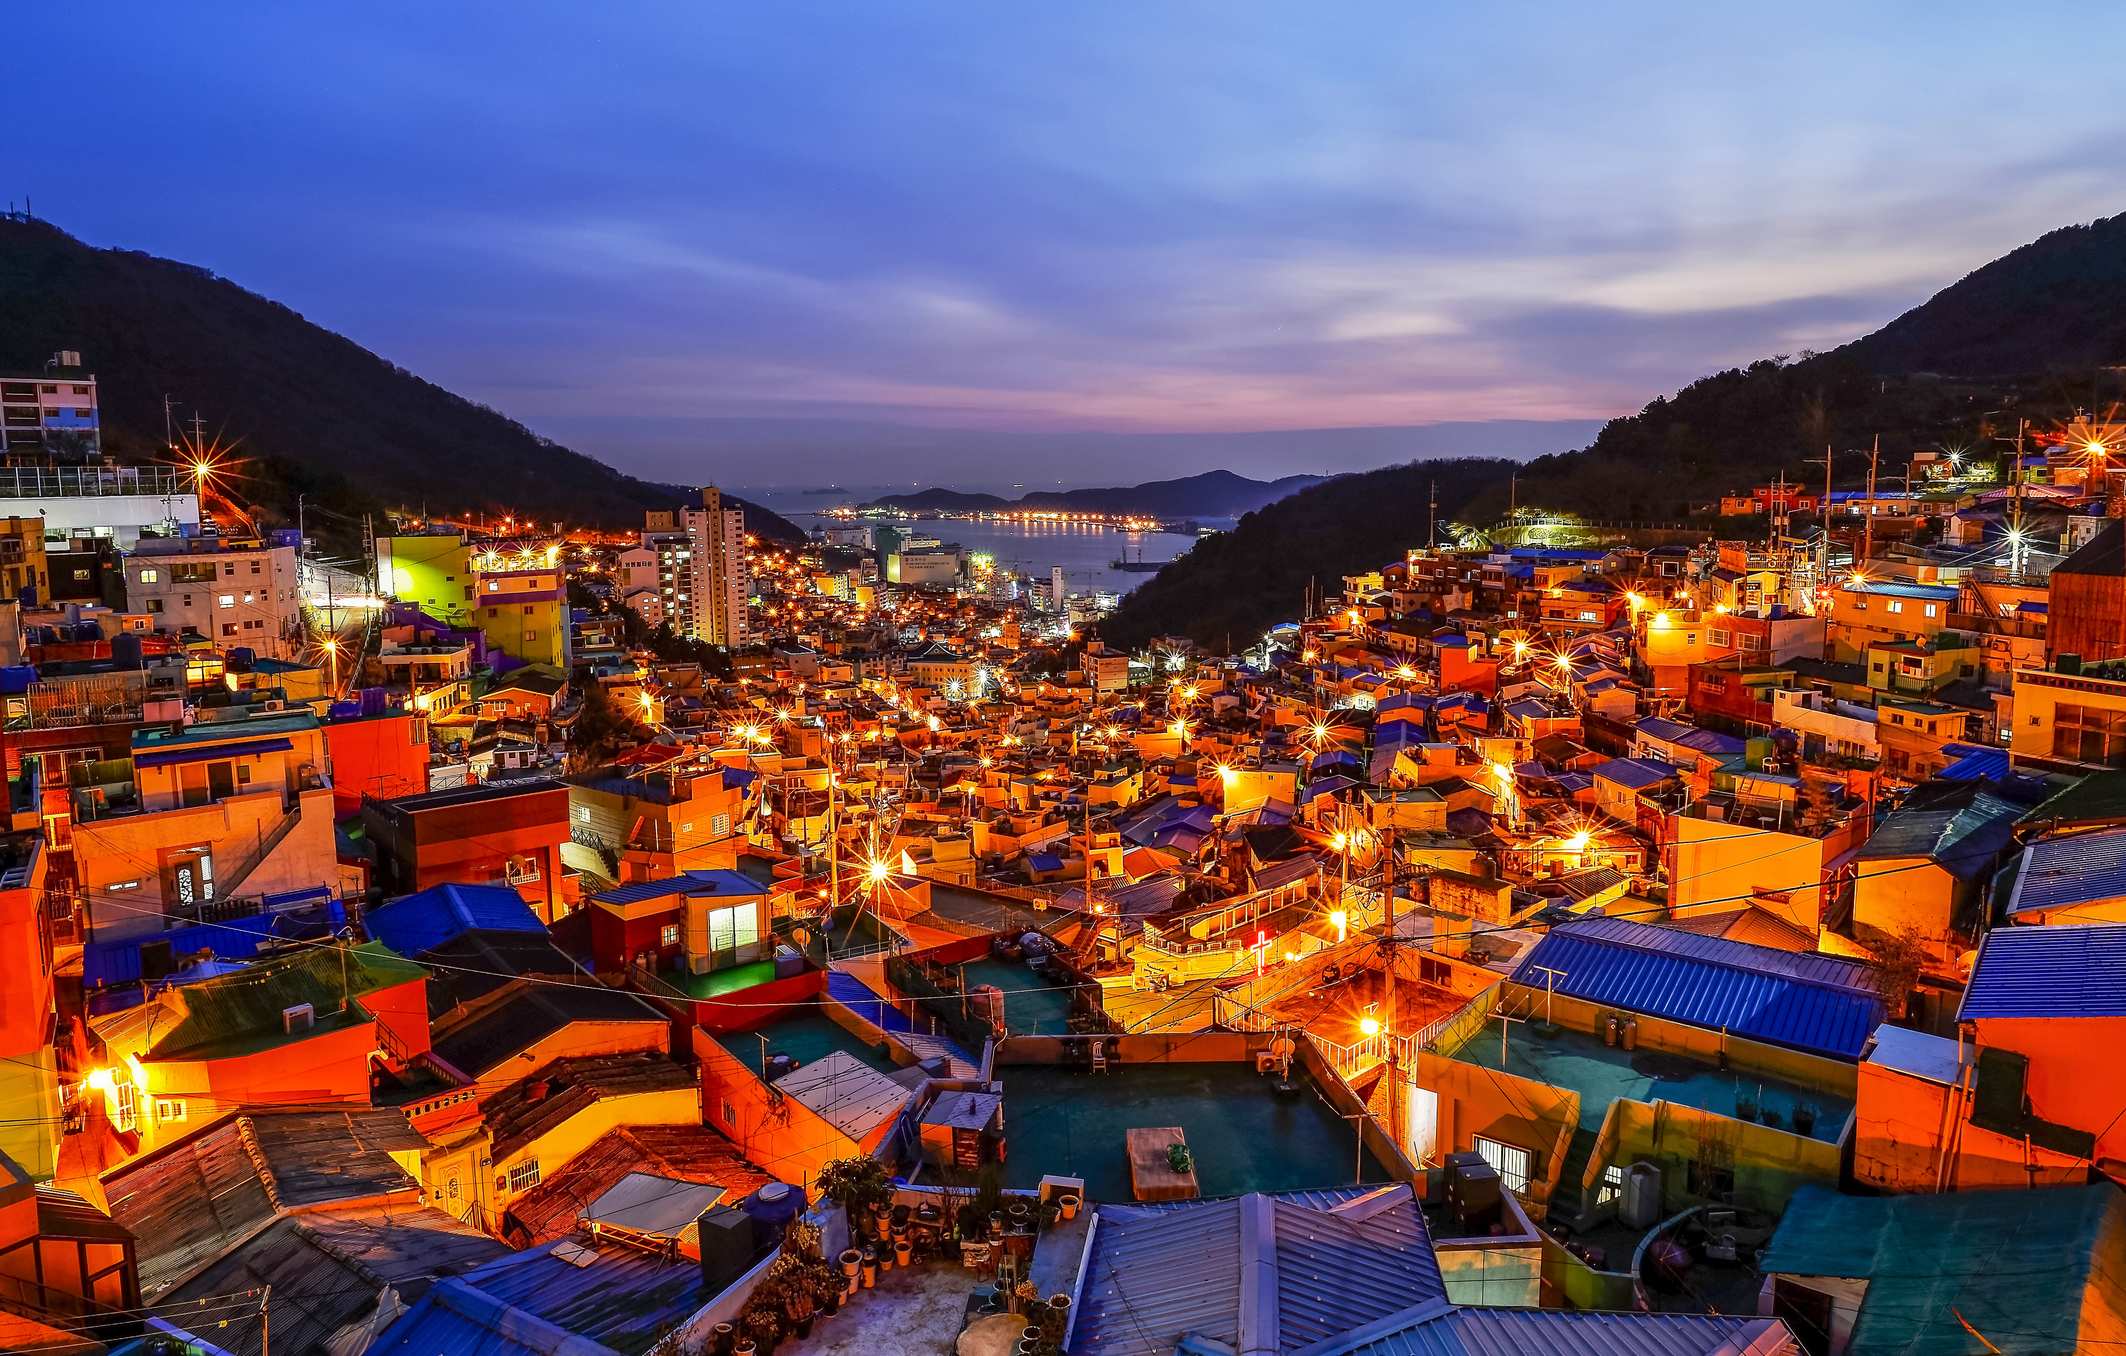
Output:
[827, 969, 980, 1077]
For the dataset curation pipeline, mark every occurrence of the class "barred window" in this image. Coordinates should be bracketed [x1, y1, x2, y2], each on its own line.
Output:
[2053, 703, 2126, 768]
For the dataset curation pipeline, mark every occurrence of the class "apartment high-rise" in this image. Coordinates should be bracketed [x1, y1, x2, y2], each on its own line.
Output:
[681, 487, 749, 648]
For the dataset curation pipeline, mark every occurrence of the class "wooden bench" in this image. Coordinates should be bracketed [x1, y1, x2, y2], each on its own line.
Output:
[1126, 1126, 1199, 1201]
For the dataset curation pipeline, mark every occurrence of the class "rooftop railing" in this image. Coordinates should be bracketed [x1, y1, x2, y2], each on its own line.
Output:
[0, 465, 191, 498]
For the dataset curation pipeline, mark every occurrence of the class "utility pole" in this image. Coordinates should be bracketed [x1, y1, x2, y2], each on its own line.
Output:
[1427, 480, 1438, 551]
[1805, 444, 1833, 605]
[1863, 435, 1880, 570]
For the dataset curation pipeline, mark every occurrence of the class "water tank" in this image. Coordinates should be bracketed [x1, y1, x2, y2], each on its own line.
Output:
[1621, 1161, 1664, 1229]
[359, 687, 389, 717]
[741, 1181, 805, 1254]
[697, 1204, 756, 1294]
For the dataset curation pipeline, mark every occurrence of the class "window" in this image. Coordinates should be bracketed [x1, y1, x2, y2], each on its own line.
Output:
[523, 631, 536, 642]
[574, 805, 591, 823]
[524, 605, 535, 615]
[721, 1099, 737, 1127]
[138, 568, 158, 584]
[489, 581, 501, 592]
[146, 599, 163, 613]
[488, 608, 497, 618]
[222, 623, 237, 637]
[1740, 634, 1763, 651]
[1886, 600, 1904, 614]
[154, 1097, 187, 1123]
[250, 561, 261, 574]
[1852, 599, 1867, 611]
[1924, 603, 1938, 618]
[1473, 1135, 1531, 1194]
[447, 1177, 460, 1199]
[71, 569, 89, 582]
[1576, 610, 1599, 623]
[2054, 703, 2126, 768]
[506, 1160, 541, 1192]
[223, 563, 236, 577]
[711, 813, 731, 837]
[114, 1082, 138, 1133]
[218, 594, 234, 608]
[661, 923, 681, 948]
[706, 903, 759, 956]
[1709, 628, 1731, 647]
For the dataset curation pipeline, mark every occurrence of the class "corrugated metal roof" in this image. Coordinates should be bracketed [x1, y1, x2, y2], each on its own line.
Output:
[1759, 1182, 2116, 1356]
[464, 1237, 712, 1354]
[2002, 826, 2126, 918]
[1075, 1197, 1245, 1356]
[1855, 780, 2022, 879]
[365, 1274, 621, 1356]
[1507, 917, 1883, 1059]
[776, 1050, 913, 1139]
[366, 882, 545, 956]
[1442, 1311, 1787, 1356]
[1958, 922, 2126, 1020]
[1075, 1188, 1445, 1356]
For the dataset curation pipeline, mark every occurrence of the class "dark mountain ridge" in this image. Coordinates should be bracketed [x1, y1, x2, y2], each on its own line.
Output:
[1107, 209, 2126, 647]
[0, 218, 803, 543]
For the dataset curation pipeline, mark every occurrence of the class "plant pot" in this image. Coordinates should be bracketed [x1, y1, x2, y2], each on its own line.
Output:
[861, 1247, 878, 1287]
[940, 1236, 961, 1262]
[989, 1211, 1005, 1240]
[795, 1318, 815, 1340]
[1008, 1203, 1031, 1231]
[712, 1323, 737, 1356]
[822, 1292, 840, 1317]
[734, 1343, 756, 1356]
[840, 1248, 862, 1277]
[1041, 1203, 1061, 1228]
[1059, 1194, 1081, 1221]
[895, 1241, 911, 1266]
[891, 1204, 911, 1229]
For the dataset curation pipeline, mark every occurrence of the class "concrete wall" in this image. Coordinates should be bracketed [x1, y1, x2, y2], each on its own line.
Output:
[1584, 1098, 1838, 1217]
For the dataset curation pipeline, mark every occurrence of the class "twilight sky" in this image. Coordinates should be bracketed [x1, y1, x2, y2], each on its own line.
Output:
[16, 4, 2126, 485]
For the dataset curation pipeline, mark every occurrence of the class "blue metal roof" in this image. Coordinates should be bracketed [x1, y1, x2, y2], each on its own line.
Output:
[1508, 917, 1884, 1059]
[1591, 756, 1678, 791]
[2003, 827, 2126, 919]
[1959, 923, 2126, 1020]
[364, 883, 544, 957]
[587, 868, 768, 908]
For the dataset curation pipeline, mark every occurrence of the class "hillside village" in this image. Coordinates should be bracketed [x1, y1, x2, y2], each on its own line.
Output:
[7, 402, 2126, 1356]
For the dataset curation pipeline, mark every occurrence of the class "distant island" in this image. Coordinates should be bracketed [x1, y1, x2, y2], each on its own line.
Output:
[860, 469, 1330, 520]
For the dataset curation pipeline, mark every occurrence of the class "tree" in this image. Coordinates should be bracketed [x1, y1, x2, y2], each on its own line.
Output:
[567, 679, 632, 771]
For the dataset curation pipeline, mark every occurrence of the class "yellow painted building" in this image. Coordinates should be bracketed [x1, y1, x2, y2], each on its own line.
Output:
[379, 534, 475, 623]
[1827, 580, 1958, 663]
[2011, 663, 2126, 772]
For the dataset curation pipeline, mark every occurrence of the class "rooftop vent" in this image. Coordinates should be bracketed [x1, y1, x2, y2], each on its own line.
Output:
[282, 1003, 315, 1035]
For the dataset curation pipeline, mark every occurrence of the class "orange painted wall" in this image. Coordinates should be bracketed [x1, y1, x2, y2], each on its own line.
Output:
[694, 1029, 888, 1191]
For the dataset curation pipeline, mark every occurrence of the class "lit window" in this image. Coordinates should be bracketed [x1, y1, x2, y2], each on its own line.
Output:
[661, 924, 680, 948]
[218, 595, 234, 608]
[139, 569, 158, 584]
[1923, 604, 1938, 618]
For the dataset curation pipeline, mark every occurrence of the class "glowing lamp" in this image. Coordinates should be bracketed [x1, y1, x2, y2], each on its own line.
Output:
[1359, 1017, 1382, 1037]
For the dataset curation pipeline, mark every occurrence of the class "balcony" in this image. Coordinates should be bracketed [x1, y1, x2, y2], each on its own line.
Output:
[0, 465, 187, 498]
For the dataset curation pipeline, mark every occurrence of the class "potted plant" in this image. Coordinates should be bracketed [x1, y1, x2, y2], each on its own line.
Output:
[1058, 1192, 1081, 1221]
[740, 1306, 781, 1356]
[817, 1156, 894, 1230]
[816, 1267, 843, 1318]
[711, 1322, 737, 1356]
[782, 1277, 816, 1339]
[1043, 1294, 1071, 1346]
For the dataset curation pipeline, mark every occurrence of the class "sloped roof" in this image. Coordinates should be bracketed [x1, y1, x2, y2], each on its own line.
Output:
[2054, 516, 2126, 578]
[1073, 1185, 1445, 1356]
[1508, 916, 1882, 1059]
[1591, 756, 1680, 791]
[776, 1050, 912, 1140]
[1856, 779, 2022, 880]
[588, 868, 768, 908]
[430, 982, 668, 1079]
[484, 1053, 698, 1161]
[2020, 769, 2126, 830]
[366, 882, 544, 956]
[2002, 825, 2126, 918]
[106, 1109, 427, 1298]
[502, 1125, 773, 1250]
[158, 1205, 510, 1356]
[1959, 922, 2126, 1020]
[1760, 1182, 2123, 1356]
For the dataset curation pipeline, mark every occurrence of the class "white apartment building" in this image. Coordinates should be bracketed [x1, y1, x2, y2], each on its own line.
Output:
[683, 486, 749, 648]
[126, 539, 302, 658]
[1, 360, 99, 456]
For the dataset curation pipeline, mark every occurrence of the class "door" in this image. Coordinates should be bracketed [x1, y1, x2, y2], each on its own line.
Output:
[1407, 1086, 1439, 1166]
[207, 760, 237, 802]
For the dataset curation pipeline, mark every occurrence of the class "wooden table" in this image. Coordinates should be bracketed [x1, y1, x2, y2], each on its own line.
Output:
[1127, 1126, 1200, 1201]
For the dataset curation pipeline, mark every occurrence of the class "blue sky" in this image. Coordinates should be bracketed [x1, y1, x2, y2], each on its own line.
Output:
[18, 4, 2126, 482]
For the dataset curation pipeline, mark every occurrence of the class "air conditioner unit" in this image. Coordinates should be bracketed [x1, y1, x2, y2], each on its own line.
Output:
[282, 1003, 315, 1034]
